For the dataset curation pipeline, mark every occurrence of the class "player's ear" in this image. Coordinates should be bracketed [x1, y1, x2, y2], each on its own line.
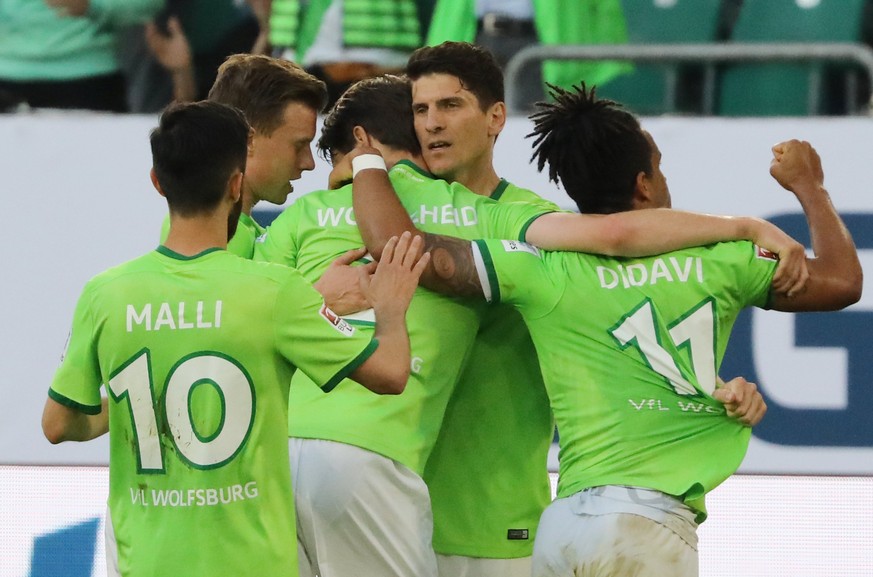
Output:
[150, 168, 166, 198]
[352, 125, 373, 146]
[632, 171, 654, 209]
[247, 128, 257, 158]
[228, 170, 243, 203]
[486, 101, 506, 137]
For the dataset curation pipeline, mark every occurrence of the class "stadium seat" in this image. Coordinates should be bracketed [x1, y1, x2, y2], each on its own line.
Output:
[718, 0, 868, 116]
[595, 0, 725, 115]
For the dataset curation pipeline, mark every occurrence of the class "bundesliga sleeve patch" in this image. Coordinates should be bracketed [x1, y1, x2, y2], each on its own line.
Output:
[500, 240, 540, 257]
[319, 304, 356, 336]
[755, 245, 779, 262]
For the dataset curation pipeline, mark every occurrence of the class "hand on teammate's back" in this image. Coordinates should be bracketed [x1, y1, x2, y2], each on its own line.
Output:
[314, 247, 376, 315]
[362, 232, 429, 322]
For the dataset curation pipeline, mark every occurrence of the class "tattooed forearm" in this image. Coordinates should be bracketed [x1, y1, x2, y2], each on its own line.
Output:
[420, 233, 484, 298]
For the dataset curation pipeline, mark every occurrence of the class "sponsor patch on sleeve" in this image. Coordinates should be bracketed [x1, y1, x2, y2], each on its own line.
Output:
[755, 245, 778, 262]
[319, 304, 356, 336]
[500, 240, 540, 257]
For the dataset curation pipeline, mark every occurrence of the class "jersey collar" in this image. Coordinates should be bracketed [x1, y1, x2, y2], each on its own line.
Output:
[393, 159, 436, 178]
[490, 179, 510, 201]
[156, 245, 224, 261]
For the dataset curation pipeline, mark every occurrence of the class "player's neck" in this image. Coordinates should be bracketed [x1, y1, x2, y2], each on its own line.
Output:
[452, 165, 501, 196]
[386, 150, 426, 170]
[163, 214, 229, 256]
[241, 187, 256, 216]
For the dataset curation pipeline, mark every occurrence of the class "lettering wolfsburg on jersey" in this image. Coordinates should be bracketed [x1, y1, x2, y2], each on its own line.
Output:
[316, 205, 480, 228]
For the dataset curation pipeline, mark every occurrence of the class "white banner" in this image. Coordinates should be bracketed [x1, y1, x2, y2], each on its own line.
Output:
[3, 466, 871, 577]
[2, 112, 871, 472]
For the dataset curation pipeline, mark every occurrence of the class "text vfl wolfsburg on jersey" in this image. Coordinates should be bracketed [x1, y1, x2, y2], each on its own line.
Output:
[122, 298, 262, 508]
[129, 482, 259, 507]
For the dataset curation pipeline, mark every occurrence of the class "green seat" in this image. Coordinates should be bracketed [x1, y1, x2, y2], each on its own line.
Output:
[596, 0, 724, 115]
[718, 0, 867, 116]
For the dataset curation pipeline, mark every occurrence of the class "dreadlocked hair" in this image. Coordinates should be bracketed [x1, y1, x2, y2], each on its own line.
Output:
[527, 83, 651, 215]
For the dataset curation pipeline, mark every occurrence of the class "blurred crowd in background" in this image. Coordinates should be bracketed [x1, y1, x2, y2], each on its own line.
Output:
[1, 0, 872, 116]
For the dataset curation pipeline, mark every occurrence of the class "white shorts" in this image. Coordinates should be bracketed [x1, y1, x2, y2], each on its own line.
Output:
[437, 553, 531, 577]
[532, 486, 698, 577]
[290, 437, 438, 577]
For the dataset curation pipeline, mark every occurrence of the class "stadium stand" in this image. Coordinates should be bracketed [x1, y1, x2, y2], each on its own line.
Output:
[596, 0, 726, 115]
[505, 0, 873, 116]
[718, 0, 871, 116]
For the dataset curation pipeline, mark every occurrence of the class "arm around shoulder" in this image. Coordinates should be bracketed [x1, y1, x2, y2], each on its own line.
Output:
[526, 210, 799, 260]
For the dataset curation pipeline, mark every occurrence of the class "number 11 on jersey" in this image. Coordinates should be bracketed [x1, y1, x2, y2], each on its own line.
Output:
[610, 298, 718, 397]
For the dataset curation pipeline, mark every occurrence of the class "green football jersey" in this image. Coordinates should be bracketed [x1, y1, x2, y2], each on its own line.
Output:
[161, 212, 266, 258]
[254, 161, 552, 475]
[425, 181, 559, 558]
[474, 239, 778, 521]
[49, 247, 377, 577]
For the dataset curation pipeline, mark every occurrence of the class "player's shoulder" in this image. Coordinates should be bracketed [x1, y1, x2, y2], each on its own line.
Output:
[390, 159, 436, 184]
[264, 188, 349, 231]
[200, 251, 313, 300]
[495, 180, 561, 210]
[86, 251, 161, 287]
[276, 188, 334, 214]
[702, 239, 766, 261]
[228, 252, 303, 280]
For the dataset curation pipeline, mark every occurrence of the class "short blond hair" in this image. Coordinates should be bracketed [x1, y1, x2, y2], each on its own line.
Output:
[208, 54, 328, 136]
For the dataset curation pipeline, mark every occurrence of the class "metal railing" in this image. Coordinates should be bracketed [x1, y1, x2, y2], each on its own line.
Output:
[504, 42, 873, 115]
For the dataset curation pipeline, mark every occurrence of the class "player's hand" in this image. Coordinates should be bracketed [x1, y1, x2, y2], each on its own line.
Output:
[327, 138, 381, 189]
[751, 219, 809, 298]
[713, 376, 767, 427]
[770, 139, 825, 195]
[313, 247, 376, 315]
[328, 150, 353, 189]
[145, 16, 192, 74]
[362, 232, 429, 320]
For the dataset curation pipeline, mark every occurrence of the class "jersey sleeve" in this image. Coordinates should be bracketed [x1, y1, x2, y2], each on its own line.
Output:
[740, 242, 780, 309]
[493, 181, 564, 241]
[472, 239, 563, 319]
[225, 213, 262, 259]
[272, 270, 378, 392]
[452, 185, 556, 240]
[49, 284, 103, 414]
[253, 204, 300, 267]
